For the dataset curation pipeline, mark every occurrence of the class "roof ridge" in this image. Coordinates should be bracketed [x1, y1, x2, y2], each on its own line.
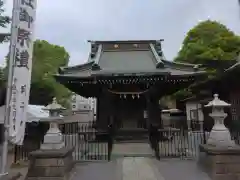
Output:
[93, 44, 103, 65]
[225, 61, 240, 71]
[161, 60, 201, 71]
[149, 43, 164, 67]
[89, 40, 163, 44]
[58, 61, 94, 74]
[164, 60, 200, 67]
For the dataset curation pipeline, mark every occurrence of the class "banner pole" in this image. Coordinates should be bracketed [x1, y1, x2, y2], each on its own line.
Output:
[0, 0, 19, 176]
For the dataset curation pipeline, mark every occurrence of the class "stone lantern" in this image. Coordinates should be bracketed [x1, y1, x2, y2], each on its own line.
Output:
[25, 98, 75, 180]
[40, 97, 66, 150]
[204, 94, 235, 147]
[198, 94, 240, 180]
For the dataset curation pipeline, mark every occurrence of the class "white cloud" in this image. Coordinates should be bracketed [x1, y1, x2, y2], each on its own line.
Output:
[0, 0, 240, 66]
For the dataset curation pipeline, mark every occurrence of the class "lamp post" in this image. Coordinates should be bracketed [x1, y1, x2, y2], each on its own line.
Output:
[205, 94, 235, 147]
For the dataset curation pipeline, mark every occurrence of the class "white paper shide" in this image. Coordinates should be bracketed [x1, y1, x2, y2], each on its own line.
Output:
[8, 0, 37, 145]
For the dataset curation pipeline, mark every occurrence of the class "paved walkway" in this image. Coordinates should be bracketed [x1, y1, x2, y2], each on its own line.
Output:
[112, 143, 152, 157]
[121, 157, 163, 180]
[72, 157, 211, 180]
[153, 159, 210, 180]
[72, 161, 118, 180]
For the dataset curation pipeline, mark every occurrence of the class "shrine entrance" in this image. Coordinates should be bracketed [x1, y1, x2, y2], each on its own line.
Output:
[55, 40, 206, 160]
[110, 94, 149, 142]
[115, 94, 147, 130]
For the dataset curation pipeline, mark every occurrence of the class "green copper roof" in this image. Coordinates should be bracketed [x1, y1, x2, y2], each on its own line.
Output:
[56, 40, 204, 78]
[99, 50, 157, 71]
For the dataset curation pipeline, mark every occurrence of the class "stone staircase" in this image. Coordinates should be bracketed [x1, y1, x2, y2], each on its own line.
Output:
[115, 128, 149, 142]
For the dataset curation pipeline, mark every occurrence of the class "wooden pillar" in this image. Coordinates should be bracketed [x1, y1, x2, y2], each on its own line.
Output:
[96, 91, 114, 131]
[103, 89, 116, 127]
[146, 87, 162, 128]
[110, 94, 120, 129]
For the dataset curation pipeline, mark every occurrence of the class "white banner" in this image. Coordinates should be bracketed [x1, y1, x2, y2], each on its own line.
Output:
[8, 0, 37, 145]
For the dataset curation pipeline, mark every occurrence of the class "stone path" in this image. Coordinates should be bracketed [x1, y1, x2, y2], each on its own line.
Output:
[72, 157, 162, 180]
[121, 157, 163, 180]
[153, 159, 211, 180]
[71, 157, 211, 180]
[112, 143, 152, 157]
[71, 161, 118, 180]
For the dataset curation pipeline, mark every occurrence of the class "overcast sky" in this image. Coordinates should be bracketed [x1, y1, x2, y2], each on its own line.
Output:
[1, 0, 240, 66]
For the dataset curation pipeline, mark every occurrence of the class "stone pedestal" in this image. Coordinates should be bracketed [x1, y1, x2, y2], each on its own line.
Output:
[25, 98, 74, 180]
[198, 94, 240, 180]
[25, 147, 75, 180]
[1, 172, 22, 180]
[40, 121, 65, 150]
[198, 144, 240, 180]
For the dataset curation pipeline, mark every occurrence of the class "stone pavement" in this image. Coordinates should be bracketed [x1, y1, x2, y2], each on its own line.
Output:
[112, 142, 152, 157]
[71, 157, 161, 180]
[71, 157, 211, 180]
[71, 160, 118, 180]
[121, 157, 163, 180]
[153, 159, 211, 180]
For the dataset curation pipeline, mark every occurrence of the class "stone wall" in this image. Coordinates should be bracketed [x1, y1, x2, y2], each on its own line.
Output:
[25, 148, 75, 180]
[1, 172, 22, 180]
[213, 155, 240, 179]
[198, 144, 240, 180]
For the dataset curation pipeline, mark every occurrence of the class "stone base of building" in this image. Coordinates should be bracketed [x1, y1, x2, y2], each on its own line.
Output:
[1, 172, 22, 180]
[198, 144, 240, 180]
[25, 147, 75, 180]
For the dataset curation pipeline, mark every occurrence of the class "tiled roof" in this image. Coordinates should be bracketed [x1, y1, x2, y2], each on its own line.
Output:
[56, 40, 204, 78]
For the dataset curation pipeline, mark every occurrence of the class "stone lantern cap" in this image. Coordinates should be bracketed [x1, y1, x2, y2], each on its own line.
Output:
[43, 97, 66, 111]
[205, 94, 230, 107]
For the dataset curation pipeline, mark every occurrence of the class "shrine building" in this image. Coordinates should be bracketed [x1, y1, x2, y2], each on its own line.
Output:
[55, 40, 205, 131]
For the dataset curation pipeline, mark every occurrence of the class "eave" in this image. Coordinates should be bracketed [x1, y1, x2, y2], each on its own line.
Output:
[90, 39, 164, 44]
[58, 61, 94, 74]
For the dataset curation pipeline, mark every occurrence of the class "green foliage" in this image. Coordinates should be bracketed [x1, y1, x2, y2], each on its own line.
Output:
[0, 0, 10, 43]
[29, 40, 71, 106]
[175, 20, 240, 64]
[0, 67, 4, 85]
[172, 88, 193, 100]
[173, 20, 240, 100]
[4, 40, 71, 106]
[0, 0, 10, 86]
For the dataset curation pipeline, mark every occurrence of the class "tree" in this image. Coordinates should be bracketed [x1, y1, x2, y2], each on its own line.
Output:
[173, 20, 240, 100]
[175, 20, 240, 64]
[4, 40, 71, 106]
[0, 0, 10, 42]
[29, 40, 71, 106]
[0, 0, 10, 89]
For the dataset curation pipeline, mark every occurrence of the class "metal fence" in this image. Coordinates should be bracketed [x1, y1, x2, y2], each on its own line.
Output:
[157, 129, 209, 158]
[60, 122, 109, 161]
[13, 120, 240, 163]
[14, 121, 109, 163]
[112, 127, 210, 159]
